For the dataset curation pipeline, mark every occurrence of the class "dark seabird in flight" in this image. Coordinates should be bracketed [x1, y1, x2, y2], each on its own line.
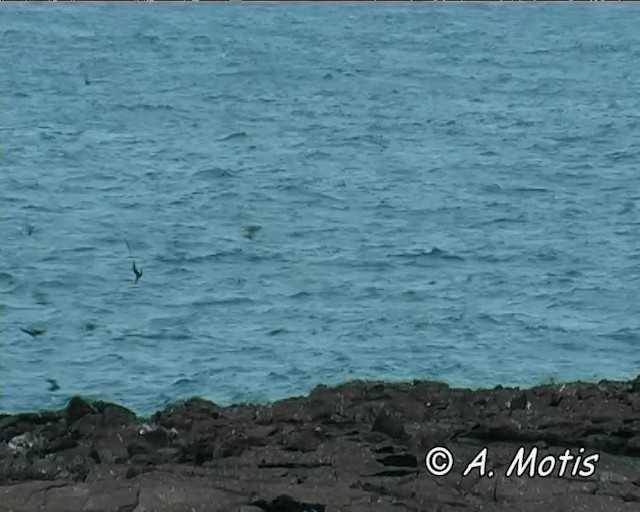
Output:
[125, 239, 142, 284]
[133, 261, 143, 284]
[243, 225, 261, 239]
[20, 327, 46, 337]
[46, 379, 60, 392]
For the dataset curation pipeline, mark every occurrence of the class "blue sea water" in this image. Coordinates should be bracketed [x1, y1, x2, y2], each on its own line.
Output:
[1, 3, 639, 415]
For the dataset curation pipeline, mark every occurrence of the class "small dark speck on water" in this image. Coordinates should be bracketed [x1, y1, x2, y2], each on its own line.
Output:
[20, 327, 46, 337]
[46, 379, 60, 392]
[243, 225, 262, 239]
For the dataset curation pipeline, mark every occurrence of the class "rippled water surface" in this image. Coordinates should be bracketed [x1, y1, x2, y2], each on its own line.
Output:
[2, 4, 639, 414]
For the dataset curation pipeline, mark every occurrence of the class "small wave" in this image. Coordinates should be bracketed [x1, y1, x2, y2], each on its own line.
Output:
[190, 35, 210, 45]
[606, 150, 635, 162]
[530, 247, 560, 262]
[279, 183, 347, 206]
[115, 103, 175, 112]
[523, 48, 553, 55]
[479, 216, 525, 226]
[599, 328, 639, 345]
[343, 134, 389, 148]
[0, 271, 14, 285]
[511, 187, 549, 194]
[401, 289, 430, 301]
[393, 247, 464, 262]
[362, 286, 384, 297]
[481, 183, 503, 193]
[171, 377, 198, 387]
[482, 184, 548, 195]
[476, 252, 518, 265]
[96, 353, 126, 363]
[288, 291, 311, 299]
[511, 119, 536, 128]
[523, 322, 554, 332]
[70, 246, 96, 254]
[39, 277, 70, 288]
[354, 259, 392, 272]
[133, 32, 160, 44]
[193, 167, 235, 179]
[157, 248, 242, 265]
[218, 132, 248, 141]
[266, 371, 290, 382]
[197, 296, 255, 306]
[138, 329, 194, 342]
[303, 150, 332, 160]
[477, 313, 500, 324]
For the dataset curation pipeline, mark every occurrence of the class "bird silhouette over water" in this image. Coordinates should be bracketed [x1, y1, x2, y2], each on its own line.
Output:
[243, 225, 261, 240]
[46, 379, 60, 392]
[84, 72, 90, 86]
[20, 327, 46, 337]
[124, 239, 143, 284]
[133, 261, 142, 284]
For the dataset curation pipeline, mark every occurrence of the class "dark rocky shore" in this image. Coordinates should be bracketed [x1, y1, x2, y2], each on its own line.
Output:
[1, 376, 639, 511]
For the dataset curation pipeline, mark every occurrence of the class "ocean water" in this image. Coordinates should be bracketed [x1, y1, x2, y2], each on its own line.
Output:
[2, 3, 639, 415]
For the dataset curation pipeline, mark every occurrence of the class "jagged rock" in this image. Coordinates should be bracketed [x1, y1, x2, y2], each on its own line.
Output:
[66, 396, 98, 424]
[0, 376, 639, 511]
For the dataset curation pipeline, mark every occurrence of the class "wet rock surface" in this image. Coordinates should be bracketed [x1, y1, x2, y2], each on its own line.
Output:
[1, 376, 639, 511]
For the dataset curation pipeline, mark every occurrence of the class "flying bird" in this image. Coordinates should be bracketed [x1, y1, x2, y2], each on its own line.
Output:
[20, 327, 46, 337]
[243, 225, 261, 240]
[125, 239, 143, 284]
[46, 379, 60, 392]
[133, 261, 142, 284]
